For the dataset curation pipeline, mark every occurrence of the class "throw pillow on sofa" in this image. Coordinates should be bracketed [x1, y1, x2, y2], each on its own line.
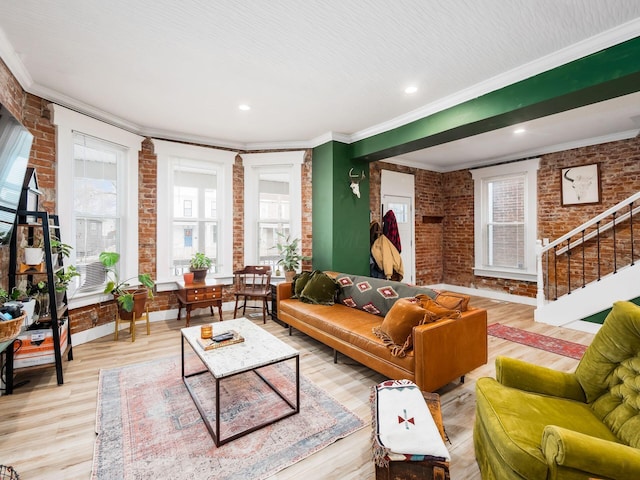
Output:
[292, 270, 313, 298]
[373, 297, 430, 357]
[299, 270, 339, 305]
[434, 291, 470, 311]
[416, 294, 462, 321]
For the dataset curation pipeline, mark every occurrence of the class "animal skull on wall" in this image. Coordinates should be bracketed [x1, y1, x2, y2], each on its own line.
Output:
[349, 168, 366, 198]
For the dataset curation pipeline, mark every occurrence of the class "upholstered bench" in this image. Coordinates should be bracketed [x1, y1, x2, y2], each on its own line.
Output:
[371, 379, 450, 480]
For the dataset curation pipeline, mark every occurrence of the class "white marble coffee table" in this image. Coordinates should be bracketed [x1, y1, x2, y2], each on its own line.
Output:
[181, 317, 300, 446]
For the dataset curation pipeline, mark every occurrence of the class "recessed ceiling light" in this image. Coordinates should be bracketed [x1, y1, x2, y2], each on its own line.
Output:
[514, 127, 526, 134]
[238, 104, 251, 111]
[404, 86, 418, 95]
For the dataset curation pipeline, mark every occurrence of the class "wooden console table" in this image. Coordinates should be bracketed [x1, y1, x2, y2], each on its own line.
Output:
[176, 280, 223, 327]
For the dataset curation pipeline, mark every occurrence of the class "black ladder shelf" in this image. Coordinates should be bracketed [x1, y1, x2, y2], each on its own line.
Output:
[8, 210, 73, 387]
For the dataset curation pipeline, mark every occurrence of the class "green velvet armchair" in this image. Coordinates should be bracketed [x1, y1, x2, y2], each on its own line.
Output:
[474, 301, 640, 480]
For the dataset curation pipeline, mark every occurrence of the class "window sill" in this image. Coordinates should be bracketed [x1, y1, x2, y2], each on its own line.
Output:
[473, 267, 537, 283]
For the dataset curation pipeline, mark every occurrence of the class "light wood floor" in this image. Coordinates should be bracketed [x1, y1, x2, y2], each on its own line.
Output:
[0, 297, 595, 479]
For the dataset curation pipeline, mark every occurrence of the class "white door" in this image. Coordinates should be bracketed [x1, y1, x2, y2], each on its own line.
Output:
[381, 170, 415, 284]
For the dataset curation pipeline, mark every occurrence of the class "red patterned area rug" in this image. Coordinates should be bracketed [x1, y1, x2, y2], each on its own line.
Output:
[488, 323, 588, 360]
[91, 355, 365, 480]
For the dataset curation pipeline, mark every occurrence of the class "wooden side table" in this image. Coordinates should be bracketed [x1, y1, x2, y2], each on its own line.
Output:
[176, 280, 223, 327]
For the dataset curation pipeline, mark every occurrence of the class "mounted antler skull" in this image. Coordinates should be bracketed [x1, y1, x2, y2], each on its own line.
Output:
[349, 168, 366, 198]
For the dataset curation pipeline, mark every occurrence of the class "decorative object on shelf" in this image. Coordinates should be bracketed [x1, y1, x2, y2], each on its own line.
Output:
[23, 246, 44, 266]
[273, 233, 311, 282]
[99, 251, 155, 318]
[189, 252, 212, 282]
[348, 168, 366, 199]
[561, 163, 601, 206]
[0, 309, 26, 342]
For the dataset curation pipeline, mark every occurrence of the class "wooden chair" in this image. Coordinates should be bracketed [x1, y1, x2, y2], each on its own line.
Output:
[233, 266, 272, 323]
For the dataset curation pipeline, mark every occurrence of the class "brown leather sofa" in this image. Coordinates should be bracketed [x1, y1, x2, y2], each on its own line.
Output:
[276, 272, 488, 392]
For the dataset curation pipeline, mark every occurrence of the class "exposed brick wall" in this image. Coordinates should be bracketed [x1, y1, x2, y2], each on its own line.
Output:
[439, 135, 640, 298]
[0, 61, 56, 294]
[301, 149, 313, 270]
[538, 136, 640, 297]
[232, 154, 244, 272]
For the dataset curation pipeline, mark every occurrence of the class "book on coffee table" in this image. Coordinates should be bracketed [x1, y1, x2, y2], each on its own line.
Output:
[197, 330, 244, 351]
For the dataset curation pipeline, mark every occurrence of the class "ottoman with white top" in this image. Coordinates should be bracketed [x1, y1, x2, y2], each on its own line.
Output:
[371, 379, 450, 480]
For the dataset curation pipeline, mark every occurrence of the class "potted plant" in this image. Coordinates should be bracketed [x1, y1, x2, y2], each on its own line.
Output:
[274, 233, 311, 282]
[189, 252, 212, 282]
[99, 251, 155, 319]
[54, 265, 80, 305]
[21, 237, 44, 266]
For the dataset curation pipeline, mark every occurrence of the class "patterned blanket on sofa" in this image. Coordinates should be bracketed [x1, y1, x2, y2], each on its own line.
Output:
[335, 274, 437, 317]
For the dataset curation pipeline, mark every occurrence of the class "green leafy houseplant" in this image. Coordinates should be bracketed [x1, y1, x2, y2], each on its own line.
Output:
[54, 265, 80, 293]
[190, 252, 212, 269]
[99, 251, 155, 313]
[189, 252, 212, 282]
[274, 233, 311, 278]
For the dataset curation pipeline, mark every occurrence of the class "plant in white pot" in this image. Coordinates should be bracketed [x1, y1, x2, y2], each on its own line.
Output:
[274, 233, 311, 282]
[189, 252, 212, 282]
[99, 251, 155, 319]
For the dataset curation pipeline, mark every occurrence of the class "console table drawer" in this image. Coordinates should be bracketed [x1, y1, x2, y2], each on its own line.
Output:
[186, 286, 221, 301]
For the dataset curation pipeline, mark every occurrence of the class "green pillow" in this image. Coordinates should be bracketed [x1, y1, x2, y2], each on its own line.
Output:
[300, 271, 338, 305]
[292, 271, 313, 298]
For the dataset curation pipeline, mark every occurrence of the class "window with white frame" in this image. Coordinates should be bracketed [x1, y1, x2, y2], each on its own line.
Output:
[471, 158, 539, 282]
[155, 140, 235, 282]
[243, 152, 304, 273]
[51, 105, 143, 305]
[73, 133, 123, 291]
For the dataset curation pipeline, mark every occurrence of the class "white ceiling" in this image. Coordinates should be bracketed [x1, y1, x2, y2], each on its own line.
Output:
[1, 1, 640, 171]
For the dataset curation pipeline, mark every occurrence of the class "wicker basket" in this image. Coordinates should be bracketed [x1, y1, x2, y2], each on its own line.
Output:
[0, 465, 20, 479]
[0, 312, 26, 342]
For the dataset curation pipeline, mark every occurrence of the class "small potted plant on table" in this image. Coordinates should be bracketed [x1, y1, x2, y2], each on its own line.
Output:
[189, 252, 212, 282]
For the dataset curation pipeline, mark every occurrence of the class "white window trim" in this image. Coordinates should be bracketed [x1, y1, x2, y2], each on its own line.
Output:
[471, 158, 540, 282]
[242, 151, 304, 267]
[154, 139, 235, 283]
[50, 104, 143, 309]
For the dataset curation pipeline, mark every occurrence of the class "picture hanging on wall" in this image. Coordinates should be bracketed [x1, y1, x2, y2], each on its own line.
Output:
[561, 163, 601, 206]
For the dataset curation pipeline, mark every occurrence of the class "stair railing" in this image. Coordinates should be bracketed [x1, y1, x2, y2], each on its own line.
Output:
[536, 191, 640, 308]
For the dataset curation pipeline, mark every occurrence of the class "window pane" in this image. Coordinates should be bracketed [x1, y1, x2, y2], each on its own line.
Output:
[257, 172, 290, 269]
[485, 174, 525, 269]
[73, 133, 124, 291]
[488, 177, 524, 223]
[170, 162, 218, 277]
[487, 224, 524, 268]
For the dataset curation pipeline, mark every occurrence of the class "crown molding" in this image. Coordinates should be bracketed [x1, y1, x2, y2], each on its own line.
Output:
[0, 26, 32, 90]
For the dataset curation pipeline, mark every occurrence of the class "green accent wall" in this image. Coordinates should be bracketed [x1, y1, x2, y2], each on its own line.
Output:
[312, 141, 370, 275]
[351, 36, 640, 162]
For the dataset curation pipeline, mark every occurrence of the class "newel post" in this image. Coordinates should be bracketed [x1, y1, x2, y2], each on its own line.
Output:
[536, 239, 545, 308]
